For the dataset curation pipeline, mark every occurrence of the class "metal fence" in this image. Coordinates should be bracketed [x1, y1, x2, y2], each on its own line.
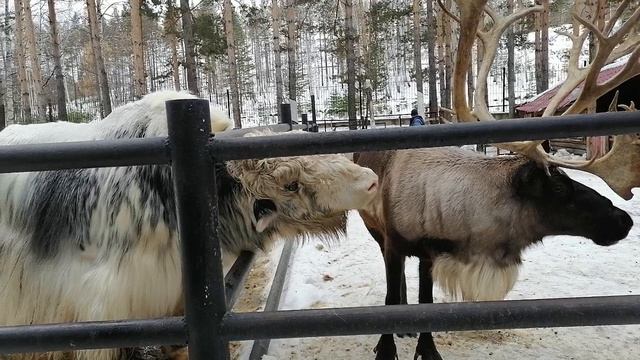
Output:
[1, 99, 640, 359]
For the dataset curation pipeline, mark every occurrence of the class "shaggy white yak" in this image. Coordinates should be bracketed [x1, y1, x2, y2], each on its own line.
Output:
[0, 91, 378, 360]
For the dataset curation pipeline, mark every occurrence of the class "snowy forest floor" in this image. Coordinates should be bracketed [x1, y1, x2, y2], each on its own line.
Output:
[229, 168, 640, 360]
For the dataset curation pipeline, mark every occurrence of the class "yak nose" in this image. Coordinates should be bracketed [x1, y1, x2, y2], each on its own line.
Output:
[360, 168, 379, 194]
[367, 178, 379, 193]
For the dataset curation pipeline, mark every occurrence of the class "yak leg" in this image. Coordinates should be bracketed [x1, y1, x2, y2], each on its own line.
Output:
[374, 249, 404, 360]
[414, 258, 443, 360]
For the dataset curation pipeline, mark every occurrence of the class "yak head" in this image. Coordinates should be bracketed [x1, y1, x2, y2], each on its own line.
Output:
[227, 140, 378, 242]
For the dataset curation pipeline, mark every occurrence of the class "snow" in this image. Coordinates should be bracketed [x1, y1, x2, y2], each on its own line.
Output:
[231, 167, 640, 360]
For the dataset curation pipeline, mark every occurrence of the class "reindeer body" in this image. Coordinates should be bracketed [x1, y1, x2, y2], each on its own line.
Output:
[355, 146, 632, 360]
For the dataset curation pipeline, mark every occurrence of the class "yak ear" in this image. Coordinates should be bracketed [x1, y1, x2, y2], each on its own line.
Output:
[253, 199, 277, 233]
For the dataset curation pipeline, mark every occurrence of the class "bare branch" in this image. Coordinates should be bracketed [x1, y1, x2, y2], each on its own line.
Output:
[437, 0, 461, 24]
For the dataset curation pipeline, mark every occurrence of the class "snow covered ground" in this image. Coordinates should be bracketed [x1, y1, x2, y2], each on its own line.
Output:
[230, 168, 640, 360]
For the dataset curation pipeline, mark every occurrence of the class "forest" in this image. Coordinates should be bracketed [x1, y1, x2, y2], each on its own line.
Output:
[0, 0, 634, 128]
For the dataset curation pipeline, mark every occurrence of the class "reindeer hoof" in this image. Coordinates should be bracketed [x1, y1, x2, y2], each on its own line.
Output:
[413, 351, 443, 360]
[414, 336, 443, 360]
[374, 349, 399, 360]
[374, 336, 398, 360]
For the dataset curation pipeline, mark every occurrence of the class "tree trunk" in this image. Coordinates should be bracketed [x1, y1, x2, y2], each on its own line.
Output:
[0, 25, 5, 129]
[286, 0, 297, 103]
[467, 52, 474, 109]
[22, 0, 46, 117]
[362, 0, 376, 128]
[86, 32, 102, 109]
[13, 0, 30, 120]
[3, 0, 13, 125]
[223, 0, 241, 128]
[437, 8, 445, 114]
[412, 0, 424, 118]
[86, 0, 112, 117]
[443, 0, 452, 110]
[540, 0, 549, 92]
[535, 0, 549, 93]
[507, 0, 516, 117]
[272, 0, 284, 122]
[425, 0, 438, 117]
[169, 33, 180, 90]
[131, 0, 146, 98]
[164, 3, 181, 91]
[47, 0, 67, 121]
[180, 0, 198, 95]
[344, 0, 357, 130]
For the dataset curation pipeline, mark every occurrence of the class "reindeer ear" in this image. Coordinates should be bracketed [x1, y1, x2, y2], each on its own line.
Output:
[253, 199, 277, 233]
[514, 163, 546, 199]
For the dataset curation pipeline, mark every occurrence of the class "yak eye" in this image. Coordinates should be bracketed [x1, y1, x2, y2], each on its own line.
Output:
[284, 181, 299, 192]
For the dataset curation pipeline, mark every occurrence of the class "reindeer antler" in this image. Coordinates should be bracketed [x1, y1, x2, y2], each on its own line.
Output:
[451, 0, 640, 199]
[579, 96, 640, 200]
[451, 0, 488, 122]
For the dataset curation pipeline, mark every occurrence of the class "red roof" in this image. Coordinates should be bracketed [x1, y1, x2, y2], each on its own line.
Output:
[516, 63, 626, 114]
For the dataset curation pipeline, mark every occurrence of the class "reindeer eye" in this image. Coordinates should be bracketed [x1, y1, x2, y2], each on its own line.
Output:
[284, 181, 299, 192]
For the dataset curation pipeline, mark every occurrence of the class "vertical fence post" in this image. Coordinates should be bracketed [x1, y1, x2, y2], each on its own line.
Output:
[248, 242, 295, 360]
[280, 103, 292, 130]
[167, 99, 229, 360]
[358, 80, 363, 128]
[227, 89, 231, 118]
[311, 94, 317, 124]
[502, 67, 506, 113]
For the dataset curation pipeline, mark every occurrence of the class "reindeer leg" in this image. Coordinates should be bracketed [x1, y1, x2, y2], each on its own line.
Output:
[414, 258, 443, 360]
[396, 271, 417, 338]
[373, 249, 404, 360]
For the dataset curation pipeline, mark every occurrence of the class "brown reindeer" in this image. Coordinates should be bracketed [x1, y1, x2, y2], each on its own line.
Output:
[355, 147, 632, 360]
[355, 0, 640, 358]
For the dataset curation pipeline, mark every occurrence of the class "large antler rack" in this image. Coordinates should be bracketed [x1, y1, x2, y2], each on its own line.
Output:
[441, 0, 640, 200]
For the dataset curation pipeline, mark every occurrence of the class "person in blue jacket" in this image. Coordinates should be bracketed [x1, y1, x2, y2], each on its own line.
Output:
[409, 109, 426, 126]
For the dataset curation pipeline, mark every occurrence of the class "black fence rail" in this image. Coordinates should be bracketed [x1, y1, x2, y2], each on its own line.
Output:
[0, 99, 639, 359]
